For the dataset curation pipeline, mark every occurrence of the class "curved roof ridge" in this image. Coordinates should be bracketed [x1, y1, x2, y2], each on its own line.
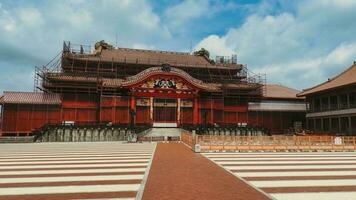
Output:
[267, 83, 301, 93]
[298, 62, 356, 96]
[264, 84, 303, 100]
[301, 63, 356, 93]
[115, 47, 191, 55]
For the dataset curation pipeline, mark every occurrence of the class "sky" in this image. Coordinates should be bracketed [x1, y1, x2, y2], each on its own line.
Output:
[0, 0, 356, 92]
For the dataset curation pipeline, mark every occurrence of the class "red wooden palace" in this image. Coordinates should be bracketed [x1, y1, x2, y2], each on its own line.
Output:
[0, 41, 306, 136]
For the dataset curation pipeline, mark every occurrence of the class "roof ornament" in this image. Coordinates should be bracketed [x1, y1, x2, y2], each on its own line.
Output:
[193, 48, 215, 63]
[193, 48, 210, 58]
[161, 64, 171, 72]
[94, 40, 114, 55]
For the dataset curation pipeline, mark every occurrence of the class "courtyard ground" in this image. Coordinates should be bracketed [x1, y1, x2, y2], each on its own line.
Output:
[1, 142, 356, 200]
[203, 151, 356, 200]
[142, 143, 269, 200]
[0, 142, 156, 200]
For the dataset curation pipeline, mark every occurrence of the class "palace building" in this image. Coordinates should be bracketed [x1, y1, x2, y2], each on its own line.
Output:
[298, 62, 356, 135]
[0, 41, 306, 137]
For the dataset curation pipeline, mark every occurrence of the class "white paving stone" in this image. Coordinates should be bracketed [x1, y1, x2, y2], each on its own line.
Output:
[251, 179, 356, 187]
[0, 142, 156, 199]
[226, 164, 356, 170]
[204, 152, 356, 200]
[0, 184, 141, 196]
[271, 192, 356, 200]
[0, 174, 145, 184]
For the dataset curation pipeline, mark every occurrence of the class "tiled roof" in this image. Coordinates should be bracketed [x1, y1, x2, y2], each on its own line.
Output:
[46, 74, 98, 82]
[264, 84, 303, 100]
[1, 92, 61, 105]
[67, 48, 243, 70]
[298, 63, 356, 96]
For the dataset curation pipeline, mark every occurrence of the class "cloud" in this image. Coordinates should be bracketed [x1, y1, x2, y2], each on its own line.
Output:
[0, 0, 171, 92]
[1, 0, 356, 93]
[195, 35, 234, 56]
[163, 0, 243, 35]
[164, 0, 211, 30]
[194, 0, 356, 90]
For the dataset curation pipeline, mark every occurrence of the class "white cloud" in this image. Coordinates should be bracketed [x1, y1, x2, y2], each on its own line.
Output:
[0, 0, 171, 92]
[194, 0, 356, 90]
[164, 0, 211, 30]
[194, 35, 234, 56]
[17, 7, 44, 27]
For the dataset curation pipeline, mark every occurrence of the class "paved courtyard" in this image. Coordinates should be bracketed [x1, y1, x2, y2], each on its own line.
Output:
[203, 152, 356, 200]
[2, 142, 356, 200]
[0, 142, 156, 200]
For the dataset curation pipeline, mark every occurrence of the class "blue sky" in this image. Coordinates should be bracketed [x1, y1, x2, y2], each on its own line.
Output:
[0, 0, 356, 92]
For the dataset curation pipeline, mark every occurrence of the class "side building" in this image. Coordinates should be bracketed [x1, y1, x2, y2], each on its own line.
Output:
[298, 62, 356, 135]
[249, 84, 306, 134]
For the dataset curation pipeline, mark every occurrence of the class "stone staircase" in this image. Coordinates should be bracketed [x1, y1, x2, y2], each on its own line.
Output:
[0, 136, 34, 143]
[141, 128, 182, 137]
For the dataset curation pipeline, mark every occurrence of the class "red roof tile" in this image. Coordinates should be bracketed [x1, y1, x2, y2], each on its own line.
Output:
[264, 84, 303, 100]
[66, 48, 243, 70]
[1, 92, 61, 105]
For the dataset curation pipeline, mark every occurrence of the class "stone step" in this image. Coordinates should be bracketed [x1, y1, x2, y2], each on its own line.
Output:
[144, 128, 182, 137]
[0, 137, 34, 143]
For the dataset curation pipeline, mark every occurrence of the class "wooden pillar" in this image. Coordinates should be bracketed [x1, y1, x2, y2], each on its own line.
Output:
[16, 104, 19, 136]
[113, 97, 117, 124]
[0, 104, 4, 136]
[130, 96, 136, 127]
[150, 97, 153, 123]
[131, 96, 136, 111]
[313, 118, 316, 132]
[193, 97, 198, 126]
[210, 98, 213, 125]
[349, 116, 352, 136]
[177, 98, 181, 125]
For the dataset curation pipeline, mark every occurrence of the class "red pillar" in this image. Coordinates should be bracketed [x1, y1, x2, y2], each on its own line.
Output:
[130, 96, 136, 126]
[193, 97, 198, 126]
[131, 96, 136, 111]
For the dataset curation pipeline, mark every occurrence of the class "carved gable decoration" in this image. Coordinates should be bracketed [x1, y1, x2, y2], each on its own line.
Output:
[122, 66, 221, 92]
[140, 77, 192, 90]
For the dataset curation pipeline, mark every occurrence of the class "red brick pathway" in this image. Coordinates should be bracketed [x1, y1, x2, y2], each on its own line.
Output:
[142, 143, 270, 200]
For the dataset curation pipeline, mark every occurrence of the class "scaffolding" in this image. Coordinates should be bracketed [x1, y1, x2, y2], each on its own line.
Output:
[35, 41, 265, 99]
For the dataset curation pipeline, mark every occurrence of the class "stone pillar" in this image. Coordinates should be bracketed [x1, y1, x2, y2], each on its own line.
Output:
[193, 97, 199, 126]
